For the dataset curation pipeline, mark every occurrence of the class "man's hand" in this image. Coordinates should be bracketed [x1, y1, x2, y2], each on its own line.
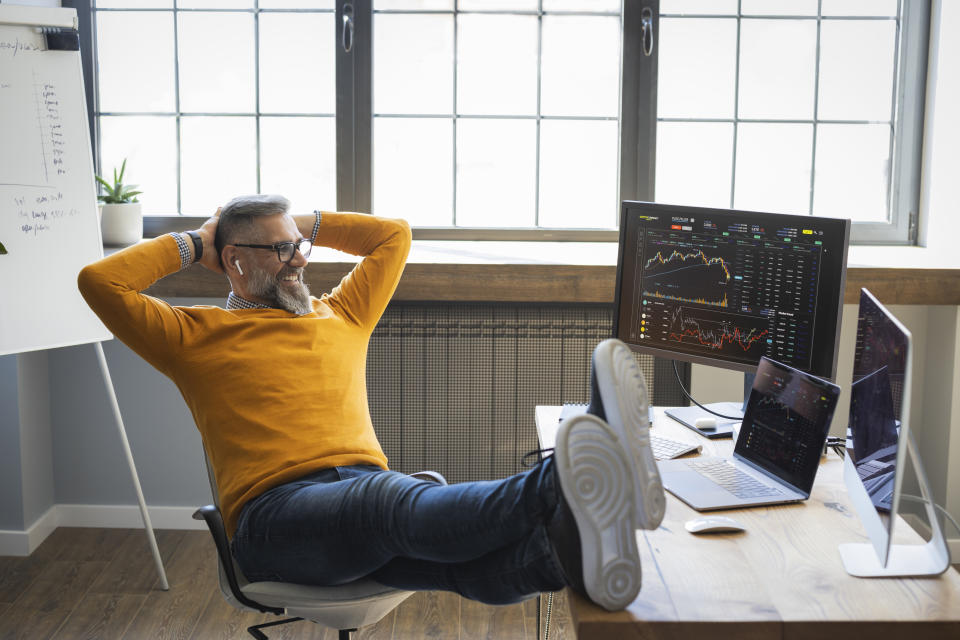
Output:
[195, 207, 223, 273]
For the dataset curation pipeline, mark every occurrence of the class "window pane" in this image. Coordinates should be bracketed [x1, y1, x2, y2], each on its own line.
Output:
[96, 12, 174, 112]
[738, 19, 816, 120]
[95, 1, 172, 7]
[656, 122, 733, 208]
[539, 120, 618, 228]
[456, 120, 536, 227]
[457, 15, 537, 116]
[375, 0, 453, 9]
[543, 0, 620, 10]
[660, 1, 736, 15]
[374, 118, 453, 225]
[259, 13, 335, 114]
[180, 117, 256, 214]
[99, 116, 177, 214]
[178, 0, 252, 8]
[740, 0, 817, 16]
[658, 18, 737, 119]
[818, 20, 896, 121]
[459, 0, 537, 10]
[734, 123, 813, 215]
[822, 0, 897, 17]
[259, 1, 334, 7]
[178, 13, 255, 113]
[814, 124, 890, 222]
[260, 117, 336, 212]
[374, 14, 453, 115]
[541, 16, 620, 117]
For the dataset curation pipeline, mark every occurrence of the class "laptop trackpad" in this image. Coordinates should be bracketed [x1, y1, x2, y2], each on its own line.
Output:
[660, 464, 736, 509]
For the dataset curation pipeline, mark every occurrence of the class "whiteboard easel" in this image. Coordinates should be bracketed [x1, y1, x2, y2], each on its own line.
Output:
[0, 5, 167, 590]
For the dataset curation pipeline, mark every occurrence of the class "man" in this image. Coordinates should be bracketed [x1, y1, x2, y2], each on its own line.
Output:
[78, 194, 665, 611]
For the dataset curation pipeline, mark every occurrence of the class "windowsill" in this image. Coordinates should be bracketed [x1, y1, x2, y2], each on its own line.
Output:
[125, 239, 960, 305]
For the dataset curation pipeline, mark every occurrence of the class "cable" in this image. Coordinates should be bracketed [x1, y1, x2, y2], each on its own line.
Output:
[825, 436, 846, 458]
[672, 360, 743, 420]
[899, 494, 960, 537]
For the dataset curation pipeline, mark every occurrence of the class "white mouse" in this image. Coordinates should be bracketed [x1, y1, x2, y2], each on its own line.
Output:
[694, 417, 717, 431]
[685, 516, 746, 534]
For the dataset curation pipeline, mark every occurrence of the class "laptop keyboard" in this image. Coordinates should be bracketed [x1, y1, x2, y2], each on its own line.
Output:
[686, 459, 785, 499]
[650, 435, 700, 461]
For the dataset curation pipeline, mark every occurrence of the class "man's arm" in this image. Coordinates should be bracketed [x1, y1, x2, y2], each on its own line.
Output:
[298, 211, 411, 329]
[77, 212, 222, 373]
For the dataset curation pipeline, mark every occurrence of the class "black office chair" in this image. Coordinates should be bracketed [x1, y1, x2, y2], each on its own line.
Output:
[193, 449, 446, 640]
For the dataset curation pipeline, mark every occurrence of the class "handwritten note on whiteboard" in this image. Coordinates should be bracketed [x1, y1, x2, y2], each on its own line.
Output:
[0, 18, 111, 356]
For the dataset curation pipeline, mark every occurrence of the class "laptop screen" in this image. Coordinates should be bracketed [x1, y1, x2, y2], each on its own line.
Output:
[734, 357, 840, 494]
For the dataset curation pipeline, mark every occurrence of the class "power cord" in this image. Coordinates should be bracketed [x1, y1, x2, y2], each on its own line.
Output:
[825, 436, 846, 458]
[899, 494, 960, 538]
[672, 360, 743, 420]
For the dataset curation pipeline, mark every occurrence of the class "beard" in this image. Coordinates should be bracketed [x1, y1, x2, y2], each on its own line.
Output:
[246, 264, 312, 315]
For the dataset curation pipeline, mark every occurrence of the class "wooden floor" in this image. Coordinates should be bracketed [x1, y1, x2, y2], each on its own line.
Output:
[0, 528, 575, 640]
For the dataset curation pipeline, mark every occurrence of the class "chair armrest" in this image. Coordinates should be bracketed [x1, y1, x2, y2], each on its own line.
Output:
[409, 471, 447, 486]
[193, 505, 284, 615]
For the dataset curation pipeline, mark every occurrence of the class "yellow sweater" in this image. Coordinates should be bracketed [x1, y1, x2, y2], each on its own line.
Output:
[78, 213, 411, 536]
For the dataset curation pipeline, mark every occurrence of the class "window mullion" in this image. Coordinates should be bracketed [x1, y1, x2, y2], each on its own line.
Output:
[619, 0, 659, 207]
[336, 0, 373, 214]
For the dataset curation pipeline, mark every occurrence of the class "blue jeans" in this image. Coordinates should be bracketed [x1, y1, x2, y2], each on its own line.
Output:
[231, 458, 567, 605]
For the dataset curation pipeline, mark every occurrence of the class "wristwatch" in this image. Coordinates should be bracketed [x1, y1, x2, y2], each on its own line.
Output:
[185, 230, 203, 262]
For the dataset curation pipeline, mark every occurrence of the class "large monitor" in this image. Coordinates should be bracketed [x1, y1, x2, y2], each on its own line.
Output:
[839, 288, 950, 577]
[613, 201, 850, 432]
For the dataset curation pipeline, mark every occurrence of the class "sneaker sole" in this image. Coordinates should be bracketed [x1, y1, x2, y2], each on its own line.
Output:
[592, 338, 665, 530]
[555, 413, 642, 611]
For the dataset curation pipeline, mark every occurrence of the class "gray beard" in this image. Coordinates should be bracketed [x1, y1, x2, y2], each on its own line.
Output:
[247, 266, 312, 315]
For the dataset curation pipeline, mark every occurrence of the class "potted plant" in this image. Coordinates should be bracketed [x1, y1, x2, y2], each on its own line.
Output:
[96, 158, 143, 246]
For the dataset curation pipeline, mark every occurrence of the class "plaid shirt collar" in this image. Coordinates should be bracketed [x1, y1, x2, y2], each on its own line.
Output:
[226, 292, 274, 310]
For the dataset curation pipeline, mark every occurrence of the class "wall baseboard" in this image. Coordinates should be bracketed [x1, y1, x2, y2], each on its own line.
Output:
[0, 503, 205, 556]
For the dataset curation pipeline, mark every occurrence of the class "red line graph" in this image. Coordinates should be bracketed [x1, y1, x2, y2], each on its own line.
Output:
[669, 323, 768, 352]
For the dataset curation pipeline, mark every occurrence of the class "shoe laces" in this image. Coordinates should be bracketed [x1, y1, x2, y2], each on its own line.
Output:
[521, 448, 554, 468]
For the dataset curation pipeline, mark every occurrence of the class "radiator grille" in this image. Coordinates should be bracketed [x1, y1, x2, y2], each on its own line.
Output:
[366, 304, 683, 484]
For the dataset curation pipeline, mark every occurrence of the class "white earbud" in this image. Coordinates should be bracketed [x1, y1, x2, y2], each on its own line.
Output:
[235, 261, 243, 276]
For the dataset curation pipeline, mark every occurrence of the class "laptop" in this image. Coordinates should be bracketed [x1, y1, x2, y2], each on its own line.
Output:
[558, 404, 702, 460]
[657, 357, 840, 510]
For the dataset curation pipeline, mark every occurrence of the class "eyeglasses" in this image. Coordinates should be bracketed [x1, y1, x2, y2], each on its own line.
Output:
[232, 238, 313, 264]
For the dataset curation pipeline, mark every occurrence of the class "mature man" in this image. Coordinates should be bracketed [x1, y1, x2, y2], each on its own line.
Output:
[78, 195, 665, 611]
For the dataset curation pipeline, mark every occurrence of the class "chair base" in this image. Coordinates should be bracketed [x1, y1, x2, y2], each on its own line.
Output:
[246, 616, 357, 640]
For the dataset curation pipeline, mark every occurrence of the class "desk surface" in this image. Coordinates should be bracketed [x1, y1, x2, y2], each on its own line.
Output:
[536, 406, 960, 640]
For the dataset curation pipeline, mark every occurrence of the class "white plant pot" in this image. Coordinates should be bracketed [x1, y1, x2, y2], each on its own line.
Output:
[100, 202, 143, 246]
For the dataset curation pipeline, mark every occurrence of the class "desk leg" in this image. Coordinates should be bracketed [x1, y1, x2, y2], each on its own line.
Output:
[95, 342, 169, 591]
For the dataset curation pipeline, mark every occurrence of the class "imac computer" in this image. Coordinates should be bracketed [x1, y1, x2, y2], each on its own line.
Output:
[613, 201, 850, 436]
[838, 288, 950, 577]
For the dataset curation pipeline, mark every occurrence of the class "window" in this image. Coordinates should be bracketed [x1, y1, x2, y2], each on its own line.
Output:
[81, 0, 927, 244]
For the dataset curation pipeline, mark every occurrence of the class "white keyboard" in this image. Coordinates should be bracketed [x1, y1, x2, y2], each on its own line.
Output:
[650, 434, 702, 460]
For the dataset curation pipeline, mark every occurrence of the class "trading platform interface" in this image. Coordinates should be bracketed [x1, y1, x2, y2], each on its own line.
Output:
[615, 203, 849, 378]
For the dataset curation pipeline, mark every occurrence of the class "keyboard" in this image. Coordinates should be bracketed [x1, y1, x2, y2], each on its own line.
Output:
[686, 459, 785, 499]
[650, 434, 701, 461]
[856, 458, 894, 481]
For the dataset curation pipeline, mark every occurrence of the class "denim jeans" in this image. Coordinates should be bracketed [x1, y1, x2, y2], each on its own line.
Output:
[230, 458, 567, 605]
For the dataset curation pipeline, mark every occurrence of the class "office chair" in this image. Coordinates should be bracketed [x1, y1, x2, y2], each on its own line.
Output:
[193, 449, 446, 640]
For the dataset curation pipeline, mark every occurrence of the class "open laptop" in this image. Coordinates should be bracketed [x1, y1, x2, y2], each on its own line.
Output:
[658, 357, 840, 510]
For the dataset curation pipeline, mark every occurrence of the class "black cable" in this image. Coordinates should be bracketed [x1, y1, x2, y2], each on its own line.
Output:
[672, 360, 743, 421]
[825, 436, 846, 458]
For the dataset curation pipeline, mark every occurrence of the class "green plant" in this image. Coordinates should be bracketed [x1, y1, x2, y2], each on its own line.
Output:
[96, 159, 142, 204]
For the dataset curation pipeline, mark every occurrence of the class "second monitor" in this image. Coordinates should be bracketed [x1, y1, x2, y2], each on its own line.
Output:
[613, 201, 850, 432]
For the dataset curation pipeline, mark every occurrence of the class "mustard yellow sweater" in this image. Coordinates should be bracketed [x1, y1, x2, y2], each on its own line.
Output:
[78, 213, 411, 536]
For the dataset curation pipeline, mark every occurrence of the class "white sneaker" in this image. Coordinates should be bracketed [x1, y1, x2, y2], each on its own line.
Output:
[554, 413, 642, 611]
[590, 338, 665, 530]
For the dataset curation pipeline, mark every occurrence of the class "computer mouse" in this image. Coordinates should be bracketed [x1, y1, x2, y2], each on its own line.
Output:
[694, 417, 717, 431]
[684, 516, 746, 534]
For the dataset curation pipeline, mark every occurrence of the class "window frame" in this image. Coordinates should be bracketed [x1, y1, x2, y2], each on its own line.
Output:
[74, 0, 926, 245]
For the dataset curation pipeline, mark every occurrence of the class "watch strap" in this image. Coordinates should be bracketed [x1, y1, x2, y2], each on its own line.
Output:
[185, 230, 203, 262]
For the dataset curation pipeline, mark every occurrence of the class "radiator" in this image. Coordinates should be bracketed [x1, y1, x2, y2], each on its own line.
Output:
[366, 303, 684, 484]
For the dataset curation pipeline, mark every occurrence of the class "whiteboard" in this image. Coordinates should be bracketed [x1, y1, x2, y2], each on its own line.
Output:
[0, 6, 111, 356]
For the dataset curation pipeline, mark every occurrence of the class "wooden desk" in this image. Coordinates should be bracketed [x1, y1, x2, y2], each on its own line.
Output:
[535, 406, 960, 640]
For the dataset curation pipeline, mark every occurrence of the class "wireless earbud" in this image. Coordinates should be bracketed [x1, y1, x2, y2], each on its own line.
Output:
[235, 261, 243, 276]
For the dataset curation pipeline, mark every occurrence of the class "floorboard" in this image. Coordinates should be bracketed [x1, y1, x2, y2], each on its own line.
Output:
[0, 528, 580, 640]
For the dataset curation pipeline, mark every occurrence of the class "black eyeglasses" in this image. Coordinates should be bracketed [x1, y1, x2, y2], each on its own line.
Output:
[232, 238, 313, 264]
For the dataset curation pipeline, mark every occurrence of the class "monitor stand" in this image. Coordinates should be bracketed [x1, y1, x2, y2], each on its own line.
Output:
[838, 430, 951, 577]
[664, 372, 753, 439]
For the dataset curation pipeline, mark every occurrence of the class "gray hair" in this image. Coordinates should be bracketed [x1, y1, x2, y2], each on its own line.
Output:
[215, 194, 291, 264]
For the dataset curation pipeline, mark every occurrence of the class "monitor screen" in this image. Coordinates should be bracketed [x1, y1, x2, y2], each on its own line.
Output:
[848, 289, 911, 515]
[613, 201, 850, 378]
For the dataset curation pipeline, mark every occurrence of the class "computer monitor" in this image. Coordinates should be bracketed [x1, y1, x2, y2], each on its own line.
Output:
[839, 288, 950, 577]
[612, 201, 850, 433]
